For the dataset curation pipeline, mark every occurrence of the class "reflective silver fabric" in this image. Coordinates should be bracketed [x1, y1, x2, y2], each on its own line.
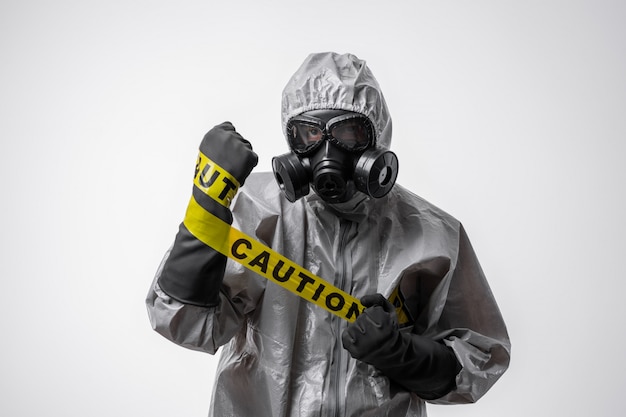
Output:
[146, 52, 510, 417]
[281, 52, 393, 150]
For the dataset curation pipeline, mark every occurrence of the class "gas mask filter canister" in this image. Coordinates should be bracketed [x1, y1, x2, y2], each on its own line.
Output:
[272, 110, 398, 203]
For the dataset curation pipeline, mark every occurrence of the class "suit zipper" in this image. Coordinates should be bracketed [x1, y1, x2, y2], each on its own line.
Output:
[330, 219, 352, 417]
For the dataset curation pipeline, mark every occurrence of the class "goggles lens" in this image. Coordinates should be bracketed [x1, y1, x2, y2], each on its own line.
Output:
[288, 113, 373, 154]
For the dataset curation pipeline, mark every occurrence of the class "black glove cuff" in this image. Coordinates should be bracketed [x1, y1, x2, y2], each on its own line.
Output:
[158, 224, 228, 307]
[157, 187, 233, 307]
[374, 334, 461, 400]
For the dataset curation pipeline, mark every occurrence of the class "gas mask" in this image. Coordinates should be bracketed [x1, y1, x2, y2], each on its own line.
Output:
[272, 110, 398, 204]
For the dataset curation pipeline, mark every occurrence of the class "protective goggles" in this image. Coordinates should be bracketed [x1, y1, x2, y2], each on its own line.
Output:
[287, 111, 375, 155]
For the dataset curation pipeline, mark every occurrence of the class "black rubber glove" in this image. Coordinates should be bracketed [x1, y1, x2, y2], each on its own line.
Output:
[158, 122, 258, 306]
[342, 294, 461, 400]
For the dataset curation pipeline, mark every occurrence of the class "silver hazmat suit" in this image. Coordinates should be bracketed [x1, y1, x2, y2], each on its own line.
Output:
[146, 52, 511, 417]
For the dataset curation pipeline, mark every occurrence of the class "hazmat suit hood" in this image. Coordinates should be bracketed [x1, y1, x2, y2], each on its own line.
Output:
[281, 52, 393, 150]
[276, 52, 397, 208]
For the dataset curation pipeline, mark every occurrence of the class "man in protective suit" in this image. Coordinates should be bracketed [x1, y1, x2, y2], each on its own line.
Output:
[146, 52, 510, 417]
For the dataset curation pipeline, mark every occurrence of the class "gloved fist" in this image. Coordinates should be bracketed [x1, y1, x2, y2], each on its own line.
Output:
[341, 293, 399, 363]
[192, 122, 258, 221]
[158, 122, 258, 307]
[199, 121, 258, 186]
[342, 293, 461, 399]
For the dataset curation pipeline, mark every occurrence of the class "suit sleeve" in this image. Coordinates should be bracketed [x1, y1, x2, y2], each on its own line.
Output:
[145, 195, 266, 354]
[427, 225, 511, 404]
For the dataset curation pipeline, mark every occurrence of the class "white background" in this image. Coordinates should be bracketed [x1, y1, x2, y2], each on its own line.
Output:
[2, 1, 625, 416]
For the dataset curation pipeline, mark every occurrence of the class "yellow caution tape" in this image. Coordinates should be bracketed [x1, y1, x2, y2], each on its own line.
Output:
[194, 150, 240, 207]
[184, 151, 412, 324]
[184, 195, 364, 322]
[389, 286, 411, 327]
